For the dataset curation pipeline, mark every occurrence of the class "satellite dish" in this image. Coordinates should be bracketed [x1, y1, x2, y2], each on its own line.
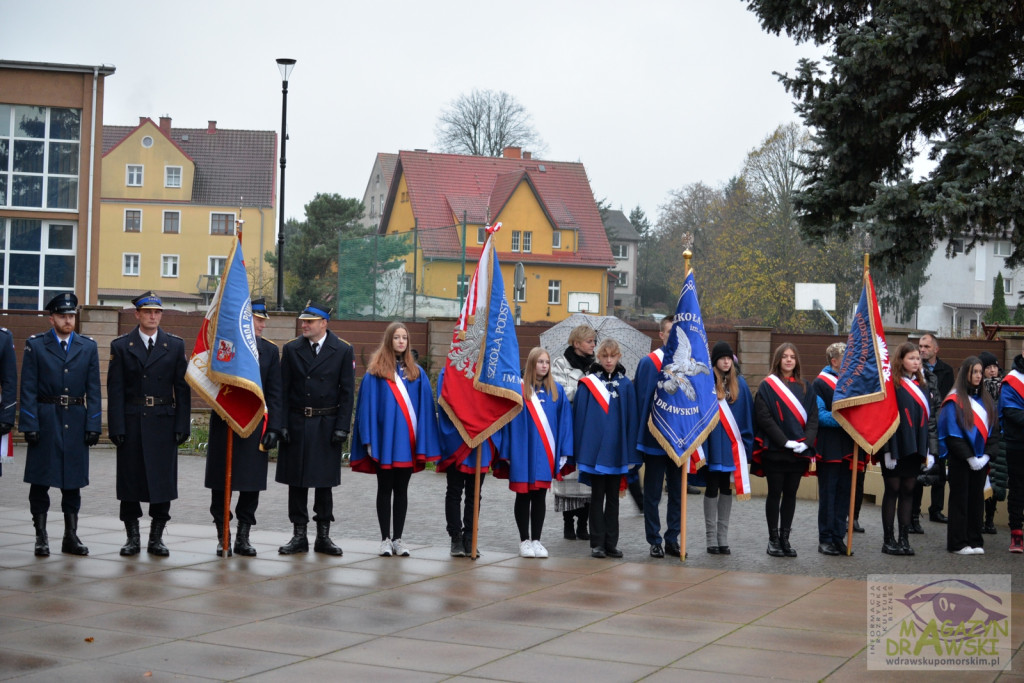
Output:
[514, 262, 526, 299]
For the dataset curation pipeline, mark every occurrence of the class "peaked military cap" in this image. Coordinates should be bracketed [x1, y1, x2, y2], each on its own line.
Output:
[45, 292, 78, 315]
[298, 300, 331, 320]
[251, 298, 269, 319]
[131, 291, 163, 310]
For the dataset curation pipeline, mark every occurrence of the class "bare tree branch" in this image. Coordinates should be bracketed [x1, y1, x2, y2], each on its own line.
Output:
[435, 89, 546, 157]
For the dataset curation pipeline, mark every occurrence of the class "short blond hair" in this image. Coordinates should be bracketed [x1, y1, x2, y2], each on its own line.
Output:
[825, 342, 846, 363]
[596, 339, 621, 358]
[567, 325, 596, 346]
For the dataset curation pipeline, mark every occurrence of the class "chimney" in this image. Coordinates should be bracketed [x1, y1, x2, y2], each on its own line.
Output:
[159, 116, 171, 136]
[523, 151, 532, 160]
[503, 146, 522, 159]
[139, 116, 147, 126]
[207, 120, 217, 134]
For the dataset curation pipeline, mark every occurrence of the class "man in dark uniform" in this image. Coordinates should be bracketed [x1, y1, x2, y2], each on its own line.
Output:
[276, 302, 354, 556]
[204, 298, 283, 556]
[0, 323, 16, 479]
[108, 292, 190, 557]
[20, 293, 101, 556]
[919, 333, 955, 523]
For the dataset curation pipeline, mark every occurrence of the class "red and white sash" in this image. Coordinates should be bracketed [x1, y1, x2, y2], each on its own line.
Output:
[763, 374, 807, 426]
[1003, 369, 1024, 398]
[386, 372, 417, 454]
[901, 376, 930, 418]
[525, 386, 557, 474]
[719, 398, 751, 498]
[579, 374, 610, 413]
[816, 370, 837, 389]
[944, 391, 990, 440]
[649, 348, 664, 372]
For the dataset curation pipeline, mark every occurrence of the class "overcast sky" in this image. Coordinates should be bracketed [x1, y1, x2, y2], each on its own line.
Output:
[7, 0, 822, 225]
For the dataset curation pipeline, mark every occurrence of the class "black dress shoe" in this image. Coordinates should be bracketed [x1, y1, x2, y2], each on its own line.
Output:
[982, 522, 997, 534]
[707, 546, 720, 554]
[591, 547, 607, 558]
[605, 547, 623, 558]
[650, 543, 664, 558]
[929, 511, 948, 524]
[718, 545, 731, 555]
[852, 519, 865, 533]
[835, 541, 853, 556]
[665, 541, 681, 557]
[818, 542, 840, 556]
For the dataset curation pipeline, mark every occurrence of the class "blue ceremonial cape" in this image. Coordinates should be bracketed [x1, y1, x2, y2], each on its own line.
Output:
[436, 366, 501, 473]
[704, 376, 754, 473]
[635, 349, 667, 457]
[938, 394, 988, 459]
[645, 271, 719, 467]
[496, 383, 573, 492]
[350, 364, 441, 473]
[572, 370, 641, 478]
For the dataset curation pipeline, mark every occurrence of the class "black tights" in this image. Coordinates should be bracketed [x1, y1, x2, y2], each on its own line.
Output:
[705, 470, 732, 499]
[882, 475, 916, 529]
[514, 489, 547, 541]
[765, 470, 802, 530]
[376, 468, 413, 540]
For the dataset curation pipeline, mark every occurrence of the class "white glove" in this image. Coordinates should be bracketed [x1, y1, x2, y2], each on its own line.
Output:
[784, 440, 799, 450]
[967, 455, 989, 471]
[559, 456, 567, 469]
[791, 441, 808, 454]
[925, 453, 935, 470]
[884, 453, 897, 470]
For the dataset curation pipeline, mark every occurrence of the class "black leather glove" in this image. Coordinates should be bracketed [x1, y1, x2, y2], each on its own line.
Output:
[260, 430, 280, 450]
[85, 431, 100, 447]
[111, 434, 126, 447]
[331, 429, 348, 447]
[279, 428, 290, 444]
[0, 422, 12, 435]
[24, 431, 39, 446]
[176, 432, 190, 446]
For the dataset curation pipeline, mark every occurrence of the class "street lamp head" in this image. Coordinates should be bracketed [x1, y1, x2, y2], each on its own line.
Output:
[276, 58, 296, 82]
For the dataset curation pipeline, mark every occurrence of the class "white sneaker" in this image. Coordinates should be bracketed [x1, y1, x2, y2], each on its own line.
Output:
[532, 540, 548, 558]
[392, 538, 410, 556]
[954, 547, 974, 555]
[379, 538, 393, 557]
[519, 540, 535, 558]
[972, 547, 985, 555]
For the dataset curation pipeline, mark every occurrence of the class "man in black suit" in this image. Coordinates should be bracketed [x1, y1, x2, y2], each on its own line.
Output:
[204, 298, 283, 556]
[275, 302, 355, 555]
[919, 333, 954, 523]
[108, 292, 191, 556]
[20, 292, 101, 556]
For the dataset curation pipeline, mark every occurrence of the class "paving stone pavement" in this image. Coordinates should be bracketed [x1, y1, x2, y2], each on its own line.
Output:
[0, 446, 1022, 681]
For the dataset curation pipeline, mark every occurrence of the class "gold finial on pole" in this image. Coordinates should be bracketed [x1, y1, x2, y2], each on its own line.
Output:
[863, 252, 870, 270]
[683, 249, 693, 277]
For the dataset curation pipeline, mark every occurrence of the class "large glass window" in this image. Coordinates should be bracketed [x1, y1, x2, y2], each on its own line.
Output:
[210, 212, 235, 235]
[0, 105, 80, 210]
[0, 218, 77, 309]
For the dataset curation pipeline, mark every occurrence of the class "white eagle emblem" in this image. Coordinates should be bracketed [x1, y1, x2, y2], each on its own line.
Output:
[657, 327, 710, 400]
[447, 301, 488, 380]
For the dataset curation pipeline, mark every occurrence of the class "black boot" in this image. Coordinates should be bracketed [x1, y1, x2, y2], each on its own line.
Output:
[147, 520, 169, 556]
[576, 506, 590, 541]
[61, 513, 88, 556]
[120, 519, 140, 556]
[313, 521, 343, 556]
[767, 527, 784, 557]
[278, 524, 308, 554]
[779, 528, 797, 557]
[462, 532, 479, 558]
[898, 525, 915, 556]
[563, 511, 576, 540]
[234, 522, 257, 556]
[215, 522, 232, 557]
[32, 513, 49, 557]
[882, 524, 901, 555]
[450, 532, 465, 557]
[909, 513, 924, 534]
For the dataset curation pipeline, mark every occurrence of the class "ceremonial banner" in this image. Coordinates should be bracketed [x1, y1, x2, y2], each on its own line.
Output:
[439, 223, 523, 447]
[648, 270, 719, 467]
[186, 233, 265, 437]
[833, 268, 899, 453]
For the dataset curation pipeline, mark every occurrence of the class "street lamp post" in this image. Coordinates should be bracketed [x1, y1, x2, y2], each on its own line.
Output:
[275, 58, 296, 311]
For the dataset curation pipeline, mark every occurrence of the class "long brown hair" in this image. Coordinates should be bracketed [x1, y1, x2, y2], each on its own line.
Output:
[952, 356, 995, 432]
[366, 321, 420, 381]
[769, 342, 802, 381]
[894, 342, 925, 386]
[524, 347, 557, 402]
[714, 360, 739, 402]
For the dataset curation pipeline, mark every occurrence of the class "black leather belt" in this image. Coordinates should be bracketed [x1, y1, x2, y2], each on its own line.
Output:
[39, 395, 85, 406]
[291, 405, 338, 417]
[130, 396, 174, 407]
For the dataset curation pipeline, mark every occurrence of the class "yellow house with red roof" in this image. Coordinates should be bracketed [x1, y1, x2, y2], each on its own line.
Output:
[98, 116, 276, 310]
[378, 148, 614, 322]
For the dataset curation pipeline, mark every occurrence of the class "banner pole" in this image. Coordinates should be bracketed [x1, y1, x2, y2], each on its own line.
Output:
[846, 444, 859, 555]
[680, 462, 688, 562]
[222, 433, 233, 557]
[471, 444, 482, 560]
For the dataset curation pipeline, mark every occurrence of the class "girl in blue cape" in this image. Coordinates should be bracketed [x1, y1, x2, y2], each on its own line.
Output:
[569, 339, 639, 559]
[351, 322, 440, 557]
[939, 356, 998, 555]
[496, 347, 573, 558]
